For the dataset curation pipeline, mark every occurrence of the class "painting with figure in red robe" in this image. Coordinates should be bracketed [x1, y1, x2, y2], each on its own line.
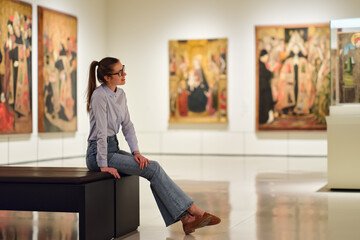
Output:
[256, 24, 330, 131]
[337, 32, 360, 103]
[169, 38, 228, 124]
[0, 0, 32, 134]
[38, 6, 77, 132]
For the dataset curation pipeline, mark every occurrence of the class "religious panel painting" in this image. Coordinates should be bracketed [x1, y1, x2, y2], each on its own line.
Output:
[337, 32, 360, 103]
[256, 24, 330, 131]
[330, 49, 337, 104]
[0, 0, 32, 134]
[38, 6, 77, 132]
[169, 38, 228, 124]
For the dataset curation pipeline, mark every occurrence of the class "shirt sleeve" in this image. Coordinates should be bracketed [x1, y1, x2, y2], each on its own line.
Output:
[121, 93, 139, 153]
[91, 91, 108, 167]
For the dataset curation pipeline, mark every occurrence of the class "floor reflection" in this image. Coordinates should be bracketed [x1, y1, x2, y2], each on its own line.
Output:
[0, 211, 33, 240]
[256, 172, 328, 240]
[38, 212, 78, 240]
[0, 211, 78, 240]
[168, 180, 231, 239]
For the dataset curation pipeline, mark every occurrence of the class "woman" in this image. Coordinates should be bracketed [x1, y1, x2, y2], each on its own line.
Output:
[86, 57, 220, 234]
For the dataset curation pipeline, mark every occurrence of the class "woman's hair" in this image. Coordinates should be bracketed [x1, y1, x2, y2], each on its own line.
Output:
[87, 57, 119, 112]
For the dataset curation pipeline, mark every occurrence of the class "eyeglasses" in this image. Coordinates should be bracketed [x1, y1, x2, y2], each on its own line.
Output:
[109, 65, 125, 77]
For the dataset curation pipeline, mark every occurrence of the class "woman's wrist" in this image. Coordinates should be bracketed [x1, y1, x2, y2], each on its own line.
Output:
[132, 150, 140, 156]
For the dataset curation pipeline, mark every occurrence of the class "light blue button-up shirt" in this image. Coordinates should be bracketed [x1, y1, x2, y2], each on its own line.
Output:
[88, 84, 139, 167]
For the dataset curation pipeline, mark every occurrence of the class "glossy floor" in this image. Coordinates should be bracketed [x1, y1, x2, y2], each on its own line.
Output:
[1, 155, 359, 240]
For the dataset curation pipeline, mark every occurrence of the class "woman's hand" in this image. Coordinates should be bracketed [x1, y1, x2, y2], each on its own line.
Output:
[133, 151, 150, 169]
[100, 167, 121, 179]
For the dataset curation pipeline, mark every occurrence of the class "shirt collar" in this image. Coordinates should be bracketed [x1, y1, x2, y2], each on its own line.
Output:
[102, 84, 119, 98]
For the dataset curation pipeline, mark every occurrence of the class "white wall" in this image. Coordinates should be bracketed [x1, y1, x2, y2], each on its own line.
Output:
[0, 0, 107, 165]
[106, 0, 360, 156]
[2, 0, 360, 165]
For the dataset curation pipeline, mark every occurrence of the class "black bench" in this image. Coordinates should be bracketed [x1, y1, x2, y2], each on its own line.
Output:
[0, 166, 139, 240]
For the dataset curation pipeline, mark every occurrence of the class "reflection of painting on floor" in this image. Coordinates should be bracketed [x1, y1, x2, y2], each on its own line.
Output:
[169, 39, 228, 124]
[176, 180, 230, 216]
[170, 180, 230, 236]
[0, 211, 78, 239]
[256, 172, 328, 240]
[0, 0, 32, 134]
[38, 7, 77, 132]
[256, 24, 330, 131]
[337, 32, 360, 103]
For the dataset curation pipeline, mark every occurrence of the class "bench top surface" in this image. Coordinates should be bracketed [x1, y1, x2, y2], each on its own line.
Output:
[0, 166, 113, 184]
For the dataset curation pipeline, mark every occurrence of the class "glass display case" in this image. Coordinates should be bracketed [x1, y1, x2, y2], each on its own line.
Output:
[330, 18, 360, 105]
[327, 18, 360, 190]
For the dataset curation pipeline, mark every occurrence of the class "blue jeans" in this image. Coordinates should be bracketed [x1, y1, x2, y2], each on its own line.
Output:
[86, 135, 194, 226]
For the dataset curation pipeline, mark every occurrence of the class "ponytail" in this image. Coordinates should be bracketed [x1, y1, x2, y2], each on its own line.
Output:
[86, 57, 120, 112]
[87, 61, 98, 112]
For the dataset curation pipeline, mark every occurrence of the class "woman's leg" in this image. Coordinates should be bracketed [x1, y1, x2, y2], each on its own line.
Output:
[86, 139, 219, 230]
[108, 151, 194, 226]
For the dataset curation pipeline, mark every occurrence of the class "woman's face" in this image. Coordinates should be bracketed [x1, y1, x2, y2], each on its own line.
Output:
[105, 61, 127, 88]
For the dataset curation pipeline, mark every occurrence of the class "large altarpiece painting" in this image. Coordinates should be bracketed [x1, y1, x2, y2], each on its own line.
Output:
[169, 38, 228, 124]
[38, 6, 77, 132]
[256, 24, 330, 131]
[0, 0, 32, 134]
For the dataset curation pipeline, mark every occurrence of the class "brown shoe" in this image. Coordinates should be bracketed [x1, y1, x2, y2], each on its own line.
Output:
[205, 212, 221, 226]
[183, 212, 212, 234]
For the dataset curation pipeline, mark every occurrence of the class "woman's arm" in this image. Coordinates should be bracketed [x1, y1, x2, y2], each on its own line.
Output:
[120, 92, 139, 153]
[119, 92, 150, 169]
[91, 91, 108, 168]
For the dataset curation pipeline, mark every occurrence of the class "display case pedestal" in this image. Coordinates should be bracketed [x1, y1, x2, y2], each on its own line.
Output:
[326, 105, 360, 189]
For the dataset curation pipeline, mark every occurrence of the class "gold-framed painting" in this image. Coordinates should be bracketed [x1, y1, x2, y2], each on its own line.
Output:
[38, 6, 77, 132]
[0, 0, 32, 134]
[256, 24, 330, 131]
[169, 38, 228, 124]
[337, 31, 360, 103]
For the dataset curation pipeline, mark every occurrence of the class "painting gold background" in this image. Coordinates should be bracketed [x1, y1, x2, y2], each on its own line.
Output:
[42, 10, 77, 55]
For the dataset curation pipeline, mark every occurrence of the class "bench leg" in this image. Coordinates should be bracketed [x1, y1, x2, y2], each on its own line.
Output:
[79, 179, 115, 240]
[115, 175, 139, 237]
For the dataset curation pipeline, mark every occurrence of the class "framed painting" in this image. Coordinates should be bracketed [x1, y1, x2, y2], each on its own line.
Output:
[255, 24, 330, 131]
[38, 6, 77, 132]
[169, 38, 228, 124]
[330, 49, 337, 104]
[337, 32, 360, 103]
[0, 0, 32, 134]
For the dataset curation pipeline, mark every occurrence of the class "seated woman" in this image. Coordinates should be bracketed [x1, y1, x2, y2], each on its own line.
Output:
[85, 57, 220, 234]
